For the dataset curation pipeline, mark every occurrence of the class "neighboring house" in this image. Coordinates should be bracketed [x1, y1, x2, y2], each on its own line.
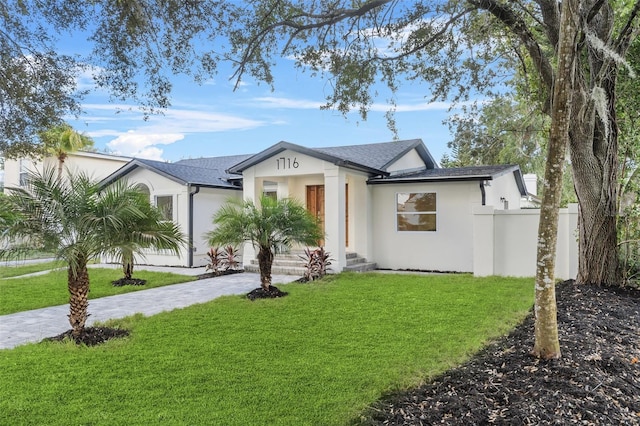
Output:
[3, 151, 131, 189]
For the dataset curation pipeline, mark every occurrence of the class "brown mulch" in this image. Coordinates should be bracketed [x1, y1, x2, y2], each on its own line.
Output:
[45, 326, 130, 346]
[359, 281, 640, 425]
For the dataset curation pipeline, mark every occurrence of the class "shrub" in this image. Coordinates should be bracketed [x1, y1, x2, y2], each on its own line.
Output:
[221, 245, 241, 270]
[206, 247, 224, 273]
[300, 247, 332, 282]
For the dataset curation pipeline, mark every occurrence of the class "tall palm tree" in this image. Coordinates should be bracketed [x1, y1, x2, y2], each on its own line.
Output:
[38, 124, 94, 178]
[0, 167, 184, 338]
[109, 190, 185, 283]
[206, 195, 323, 291]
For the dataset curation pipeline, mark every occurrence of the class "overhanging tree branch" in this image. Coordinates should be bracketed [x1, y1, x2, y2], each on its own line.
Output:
[470, 0, 554, 94]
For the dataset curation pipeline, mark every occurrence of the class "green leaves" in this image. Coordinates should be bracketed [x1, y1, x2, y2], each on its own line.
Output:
[206, 195, 323, 253]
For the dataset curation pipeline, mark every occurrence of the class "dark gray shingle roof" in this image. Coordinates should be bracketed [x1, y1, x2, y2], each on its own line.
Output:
[369, 164, 527, 196]
[228, 139, 437, 175]
[100, 157, 245, 189]
[175, 154, 253, 175]
[313, 139, 437, 171]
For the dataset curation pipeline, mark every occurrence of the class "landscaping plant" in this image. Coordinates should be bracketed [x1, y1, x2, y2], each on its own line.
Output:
[220, 245, 240, 271]
[299, 246, 332, 282]
[206, 195, 322, 292]
[0, 167, 184, 339]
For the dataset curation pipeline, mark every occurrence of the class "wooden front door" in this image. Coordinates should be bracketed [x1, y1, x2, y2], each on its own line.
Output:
[307, 185, 325, 246]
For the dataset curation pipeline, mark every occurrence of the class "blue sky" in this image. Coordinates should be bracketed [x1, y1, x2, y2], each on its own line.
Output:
[65, 42, 462, 164]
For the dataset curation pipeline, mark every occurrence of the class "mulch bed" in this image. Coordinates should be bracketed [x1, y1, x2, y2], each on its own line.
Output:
[45, 326, 130, 346]
[246, 285, 289, 301]
[196, 269, 244, 280]
[360, 281, 640, 425]
[111, 278, 147, 286]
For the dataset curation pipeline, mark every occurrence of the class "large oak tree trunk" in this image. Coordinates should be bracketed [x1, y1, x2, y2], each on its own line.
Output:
[570, 75, 621, 286]
[68, 262, 90, 338]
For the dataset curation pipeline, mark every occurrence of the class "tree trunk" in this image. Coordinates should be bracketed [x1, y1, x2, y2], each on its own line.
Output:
[570, 76, 621, 286]
[68, 262, 90, 338]
[258, 247, 273, 291]
[532, 0, 579, 360]
[123, 250, 134, 280]
[257, 246, 273, 291]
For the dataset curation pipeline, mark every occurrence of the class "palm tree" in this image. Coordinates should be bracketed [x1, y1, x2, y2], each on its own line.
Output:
[0, 167, 184, 338]
[109, 190, 186, 284]
[206, 195, 323, 291]
[38, 124, 94, 178]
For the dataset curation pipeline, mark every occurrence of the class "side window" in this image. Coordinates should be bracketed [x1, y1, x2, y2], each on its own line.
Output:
[155, 195, 173, 221]
[19, 159, 31, 187]
[396, 192, 437, 232]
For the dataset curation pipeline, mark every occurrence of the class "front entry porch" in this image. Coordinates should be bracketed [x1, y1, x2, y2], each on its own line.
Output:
[232, 144, 374, 272]
[244, 251, 377, 275]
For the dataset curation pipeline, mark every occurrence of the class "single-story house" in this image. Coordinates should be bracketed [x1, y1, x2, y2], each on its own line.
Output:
[99, 139, 530, 273]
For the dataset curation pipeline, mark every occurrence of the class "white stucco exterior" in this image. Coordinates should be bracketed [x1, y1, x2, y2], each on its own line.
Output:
[105, 166, 243, 267]
[3, 151, 130, 190]
[5, 140, 571, 278]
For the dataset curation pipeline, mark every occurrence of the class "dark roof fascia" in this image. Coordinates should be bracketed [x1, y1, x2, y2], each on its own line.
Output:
[227, 141, 389, 176]
[511, 168, 528, 196]
[99, 159, 243, 191]
[367, 174, 499, 185]
[380, 139, 439, 170]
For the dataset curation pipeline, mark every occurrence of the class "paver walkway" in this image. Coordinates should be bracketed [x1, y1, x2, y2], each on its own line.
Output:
[0, 266, 298, 350]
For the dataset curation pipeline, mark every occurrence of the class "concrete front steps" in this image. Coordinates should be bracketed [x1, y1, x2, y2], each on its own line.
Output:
[244, 251, 376, 275]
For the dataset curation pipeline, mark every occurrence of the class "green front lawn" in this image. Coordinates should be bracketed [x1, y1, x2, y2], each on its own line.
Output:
[0, 268, 197, 315]
[0, 260, 62, 279]
[0, 273, 533, 425]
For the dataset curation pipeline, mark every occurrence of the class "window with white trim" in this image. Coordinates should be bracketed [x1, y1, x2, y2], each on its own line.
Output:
[19, 159, 31, 187]
[155, 195, 174, 221]
[396, 192, 437, 232]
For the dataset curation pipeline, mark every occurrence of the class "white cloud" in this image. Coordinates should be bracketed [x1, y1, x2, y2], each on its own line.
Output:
[107, 131, 184, 160]
[81, 103, 267, 161]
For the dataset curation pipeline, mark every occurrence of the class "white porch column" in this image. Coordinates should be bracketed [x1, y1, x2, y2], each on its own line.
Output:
[241, 169, 261, 269]
[324, 165, 347, 272]
[350, 174, 372, 260]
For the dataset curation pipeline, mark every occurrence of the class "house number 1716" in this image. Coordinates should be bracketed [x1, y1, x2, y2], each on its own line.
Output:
[276, 157, 299, 170]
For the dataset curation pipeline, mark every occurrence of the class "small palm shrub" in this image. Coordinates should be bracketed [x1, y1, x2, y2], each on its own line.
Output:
[300, 247, 332, 282]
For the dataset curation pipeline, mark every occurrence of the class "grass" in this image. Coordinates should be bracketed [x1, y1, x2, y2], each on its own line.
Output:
[0, 260, 62, 278]
[0, 268, 197, 315]
[0, 273, 534, 425]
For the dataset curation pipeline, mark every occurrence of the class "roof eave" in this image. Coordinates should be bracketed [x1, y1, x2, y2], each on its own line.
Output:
[367, 175, 495, 185]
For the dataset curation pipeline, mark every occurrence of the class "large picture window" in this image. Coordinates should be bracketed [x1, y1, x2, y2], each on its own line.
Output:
[397, 192, 436, 232]
[155, 195, 174, 221]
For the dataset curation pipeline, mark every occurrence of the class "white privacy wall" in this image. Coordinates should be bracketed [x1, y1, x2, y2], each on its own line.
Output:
[474, 204, 578, 279]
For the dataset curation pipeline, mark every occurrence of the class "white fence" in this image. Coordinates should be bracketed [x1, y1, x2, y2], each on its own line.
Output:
[473, 204, 578, 279]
